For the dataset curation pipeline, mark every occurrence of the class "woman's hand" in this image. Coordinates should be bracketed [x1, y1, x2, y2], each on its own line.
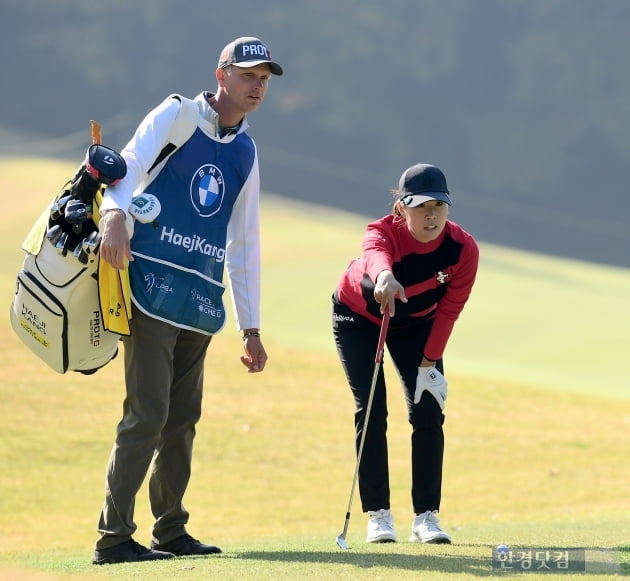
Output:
[374, 270, 407, 316]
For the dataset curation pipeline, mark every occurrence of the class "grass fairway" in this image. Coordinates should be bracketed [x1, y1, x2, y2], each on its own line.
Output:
[0, 158, 629, 579]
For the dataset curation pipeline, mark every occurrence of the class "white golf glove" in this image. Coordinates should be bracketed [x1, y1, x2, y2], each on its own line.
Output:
[414, 366, 448, 410]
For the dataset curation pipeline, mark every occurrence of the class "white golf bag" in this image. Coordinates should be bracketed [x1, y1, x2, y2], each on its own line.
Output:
[11, 234, 120, 375]
[10, 96, 197, 374]
[10, 143, 127, 374]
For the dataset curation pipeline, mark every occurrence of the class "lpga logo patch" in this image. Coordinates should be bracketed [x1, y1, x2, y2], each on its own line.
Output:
[144, 273, 174, 296]
[190, 164, 225, 217]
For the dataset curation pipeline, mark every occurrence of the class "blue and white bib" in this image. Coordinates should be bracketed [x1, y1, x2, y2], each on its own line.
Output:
[129, 127, 256, 334]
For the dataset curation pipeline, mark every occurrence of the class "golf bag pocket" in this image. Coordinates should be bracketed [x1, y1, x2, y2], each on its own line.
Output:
[10, 244, 120, 375]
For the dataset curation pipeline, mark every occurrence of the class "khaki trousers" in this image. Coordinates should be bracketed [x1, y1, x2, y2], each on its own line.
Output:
[96, 308, 211, 549]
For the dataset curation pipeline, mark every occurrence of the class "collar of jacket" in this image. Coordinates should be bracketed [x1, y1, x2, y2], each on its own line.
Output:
[197, 91, 250, 139]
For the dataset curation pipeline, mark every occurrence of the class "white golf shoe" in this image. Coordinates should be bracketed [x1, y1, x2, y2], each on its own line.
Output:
[409, 510, 452, 544]
[366, 509, 397, 543]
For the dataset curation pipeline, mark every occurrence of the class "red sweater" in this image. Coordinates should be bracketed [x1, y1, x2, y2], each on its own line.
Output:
[336, 215, 479, 361]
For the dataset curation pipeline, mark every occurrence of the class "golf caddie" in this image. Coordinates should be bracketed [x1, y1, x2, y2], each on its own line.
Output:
[92, 36, 282, 565]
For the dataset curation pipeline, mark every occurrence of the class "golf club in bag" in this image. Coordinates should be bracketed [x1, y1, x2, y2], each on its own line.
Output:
[336, 307, 391, 550]
[9, 121, 128, 374]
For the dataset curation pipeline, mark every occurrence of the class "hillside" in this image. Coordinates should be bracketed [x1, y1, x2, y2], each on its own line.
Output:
[1, 0, 629, 267]
[0, 158, 628, 579]
[2, 158, 629, 400]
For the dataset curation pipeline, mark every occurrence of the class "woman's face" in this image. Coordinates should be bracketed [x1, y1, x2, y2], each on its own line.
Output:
[399, 200, 449, 242]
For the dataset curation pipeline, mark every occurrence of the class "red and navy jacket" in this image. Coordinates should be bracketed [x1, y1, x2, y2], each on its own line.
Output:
[335, 214, 479, 360]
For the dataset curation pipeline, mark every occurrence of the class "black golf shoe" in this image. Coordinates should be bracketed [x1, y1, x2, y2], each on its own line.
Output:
[92, 539, 175, 565]
[151, 533, 222, 556]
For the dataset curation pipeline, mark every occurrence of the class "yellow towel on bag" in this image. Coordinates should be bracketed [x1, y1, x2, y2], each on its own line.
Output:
[97, 256, 132, 335]
[93, 188, 133, 335]
[22, 198, 59, 254]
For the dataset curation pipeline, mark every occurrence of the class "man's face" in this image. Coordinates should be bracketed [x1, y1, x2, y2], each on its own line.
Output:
[219, 64, 272, 114]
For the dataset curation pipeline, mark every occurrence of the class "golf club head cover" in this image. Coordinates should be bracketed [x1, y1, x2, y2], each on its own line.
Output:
[69, 145, 128, 205]
[64, 198, 89, 224]
[414, 366, 448, 410]
[85, 144, 127, 186]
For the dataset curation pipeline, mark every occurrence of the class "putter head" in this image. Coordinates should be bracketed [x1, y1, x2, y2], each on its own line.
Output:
[336, 534, 349, 550]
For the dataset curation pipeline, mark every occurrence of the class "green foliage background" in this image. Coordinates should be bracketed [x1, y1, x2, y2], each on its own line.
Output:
[1, 0, 629, 265]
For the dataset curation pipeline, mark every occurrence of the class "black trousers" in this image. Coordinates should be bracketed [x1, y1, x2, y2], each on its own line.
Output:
[332, 297, 445, 514]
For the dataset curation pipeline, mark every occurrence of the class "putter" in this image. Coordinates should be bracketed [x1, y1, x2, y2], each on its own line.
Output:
[336, 307, 391, 550]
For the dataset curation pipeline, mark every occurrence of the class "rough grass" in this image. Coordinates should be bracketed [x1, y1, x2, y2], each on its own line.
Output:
[0, 158, 628, 579]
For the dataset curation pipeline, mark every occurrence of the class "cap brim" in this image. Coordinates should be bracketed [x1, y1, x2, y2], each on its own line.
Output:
[402, 192, 452, 207]
[231, 60, 283, 75]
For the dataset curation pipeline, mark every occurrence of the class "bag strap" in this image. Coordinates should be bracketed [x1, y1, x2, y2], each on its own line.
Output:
[147, 94, 199, 175]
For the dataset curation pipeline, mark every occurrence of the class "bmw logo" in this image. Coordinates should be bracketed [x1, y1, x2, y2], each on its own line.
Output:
[190, 164, 225, 217]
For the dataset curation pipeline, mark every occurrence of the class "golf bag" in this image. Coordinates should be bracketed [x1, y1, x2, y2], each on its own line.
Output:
[10, 144, 127, 375]
[10, 95, 199, 375]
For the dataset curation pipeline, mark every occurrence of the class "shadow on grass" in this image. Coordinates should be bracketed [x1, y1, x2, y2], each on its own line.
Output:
[226, 548, 492, 576]
[225, 546, 624, 577]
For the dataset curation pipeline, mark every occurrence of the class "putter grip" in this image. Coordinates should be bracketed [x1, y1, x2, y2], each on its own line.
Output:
[375, 310, 390, 363]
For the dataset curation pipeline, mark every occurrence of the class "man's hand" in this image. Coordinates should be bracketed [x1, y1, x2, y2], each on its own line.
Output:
[414, 366, 448, 410]
[240, 334, 268, 373]
[99, 209, 132, 270]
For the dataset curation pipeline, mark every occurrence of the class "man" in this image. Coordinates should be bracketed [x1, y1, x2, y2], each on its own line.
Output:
[92, 36, 282, 565]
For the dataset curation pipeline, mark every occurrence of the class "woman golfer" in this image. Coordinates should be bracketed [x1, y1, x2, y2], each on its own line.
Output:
[332, 163, 479, 544]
